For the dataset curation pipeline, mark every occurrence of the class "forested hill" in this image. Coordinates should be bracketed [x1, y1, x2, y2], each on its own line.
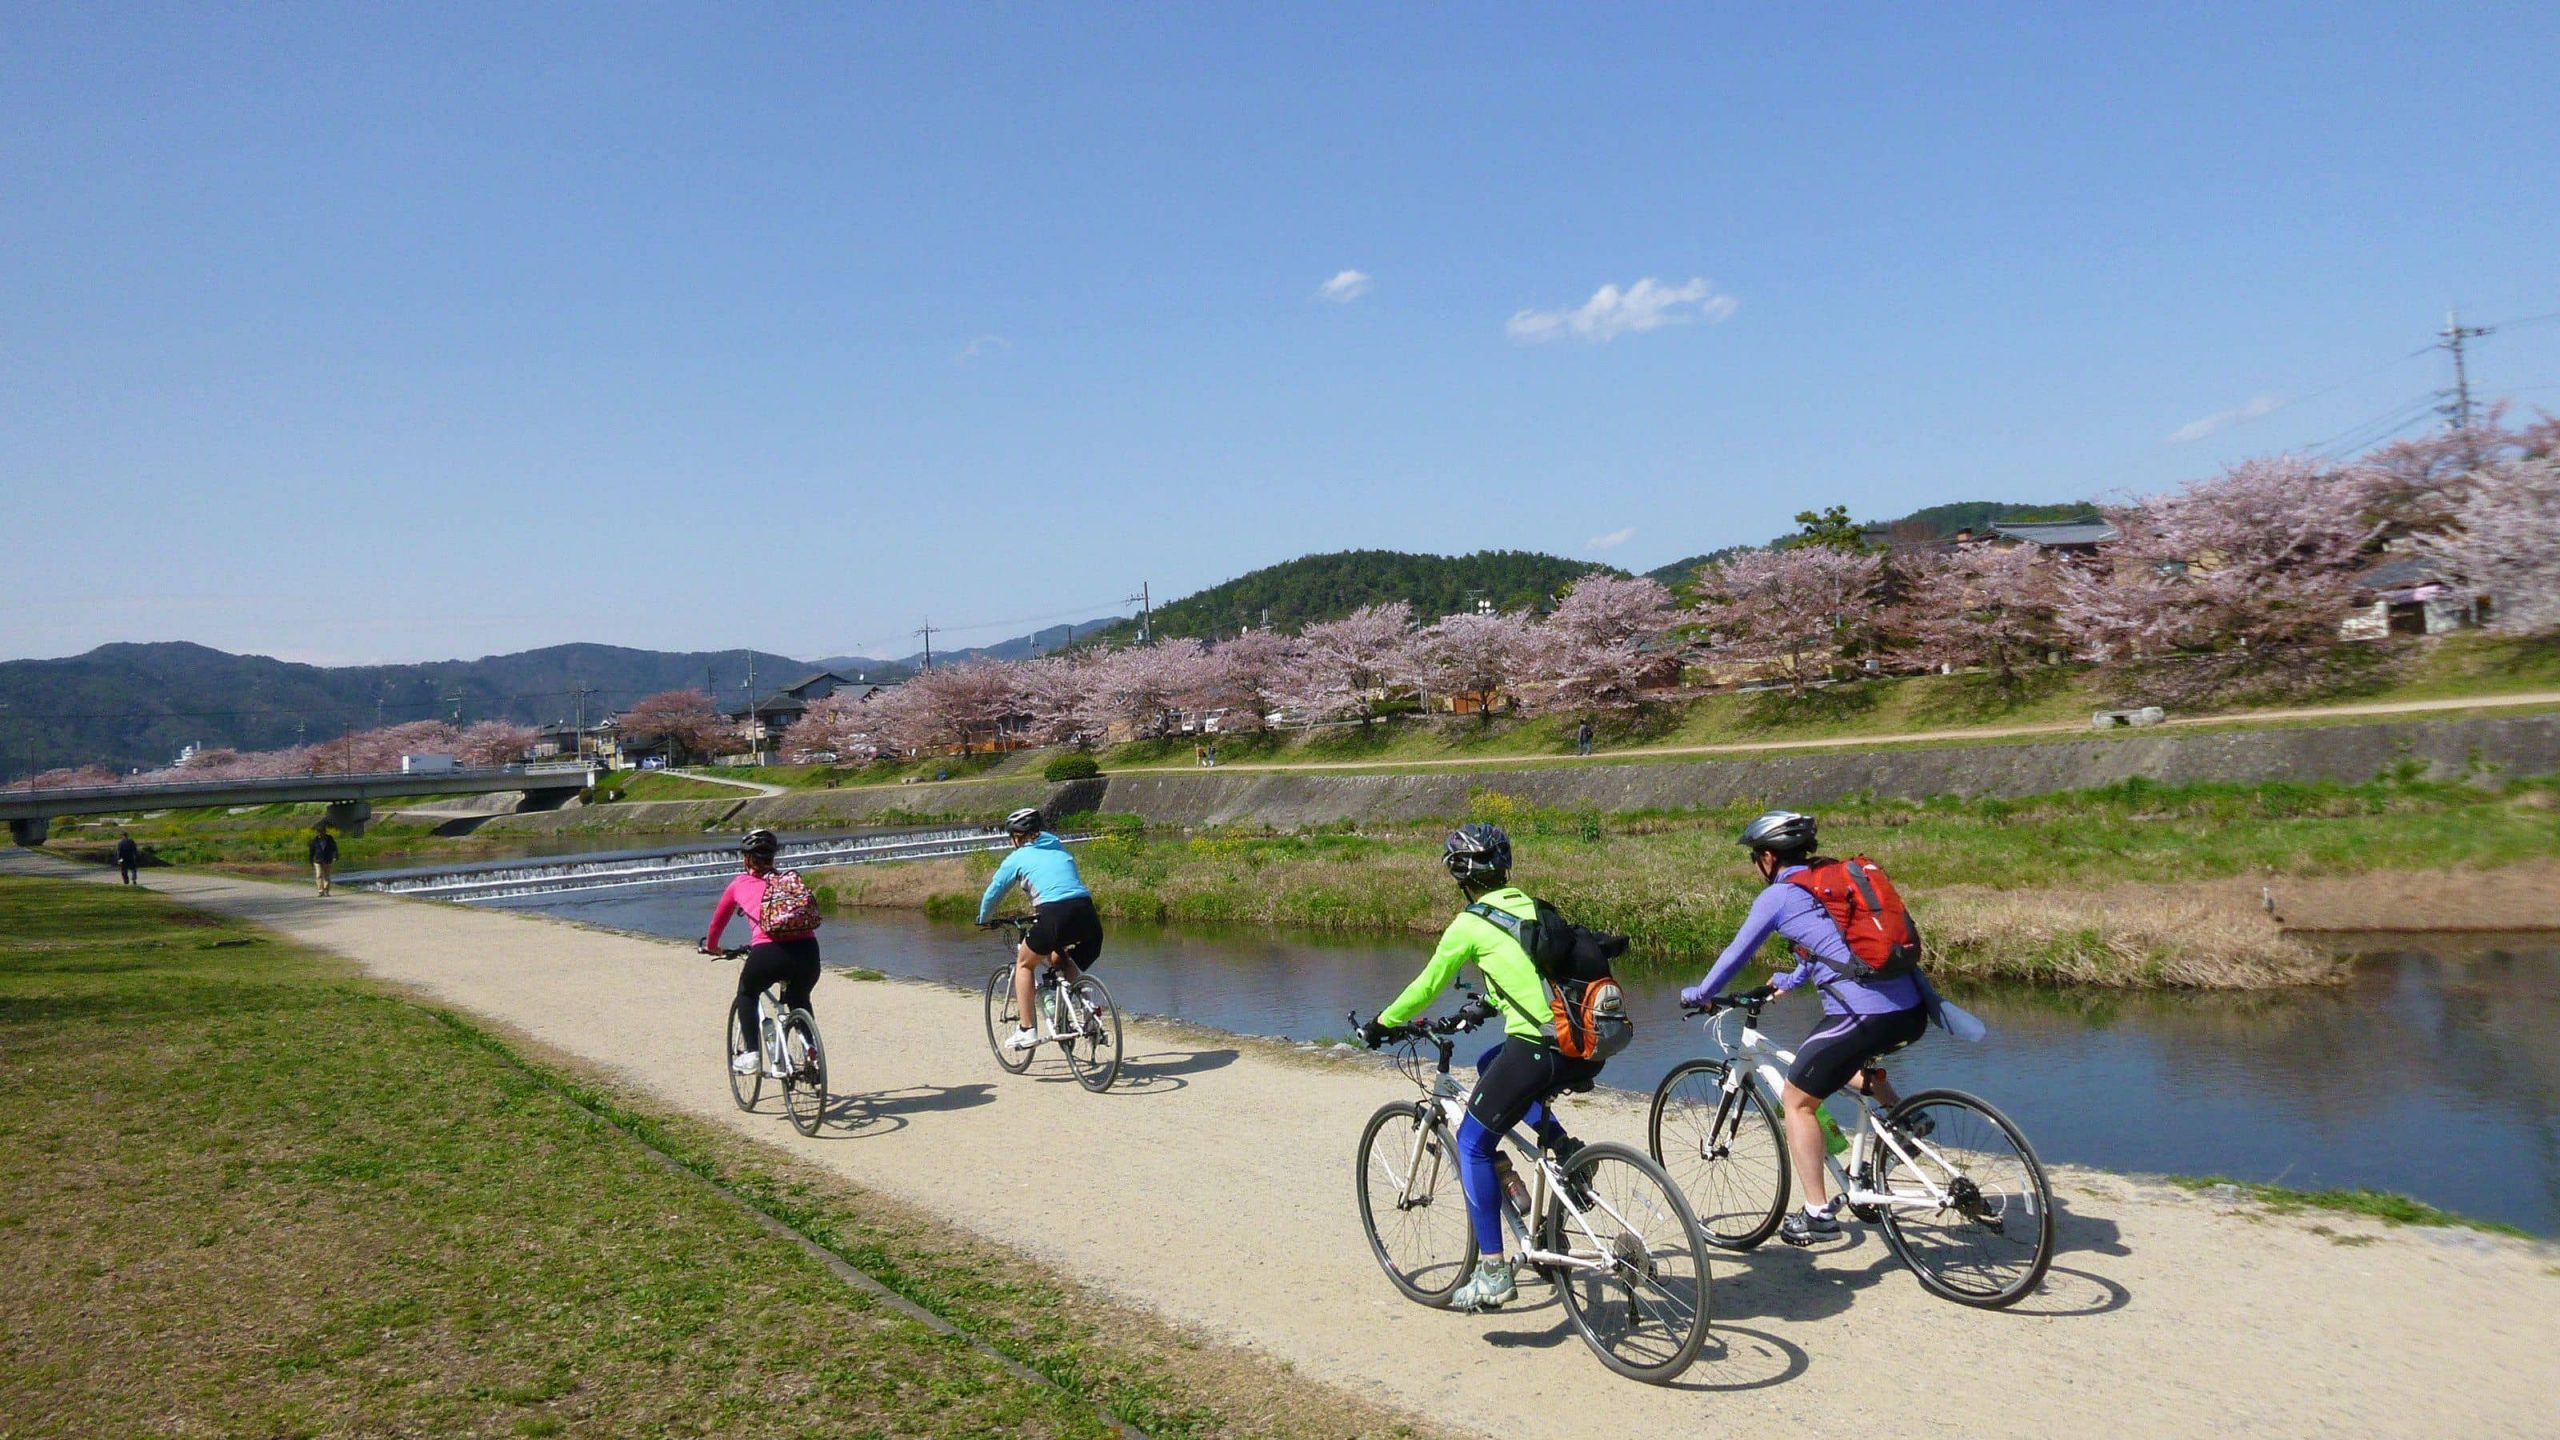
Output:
[1094, 550, 1624, 642]
[0, 641, 809, 779]
[1644, 499, 2103, 585]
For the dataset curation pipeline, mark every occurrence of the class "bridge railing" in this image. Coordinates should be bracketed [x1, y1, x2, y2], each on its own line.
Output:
[1, 763, 593, 806]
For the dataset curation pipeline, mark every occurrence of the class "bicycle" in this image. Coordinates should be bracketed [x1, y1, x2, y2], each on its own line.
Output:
[980, 914, 1122, 1093]
[1350, 987, 1712, 1384]
[711, 946, 829, 1137]
[1648, 992, 2053, 1308]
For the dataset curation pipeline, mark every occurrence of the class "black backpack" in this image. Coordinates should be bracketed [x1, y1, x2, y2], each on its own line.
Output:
[1465, 898, 1634, 1062]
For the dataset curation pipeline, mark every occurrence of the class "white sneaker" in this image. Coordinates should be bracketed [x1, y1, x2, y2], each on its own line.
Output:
[731, 1050, 759, 1076]
[1004, 1026, 1042, 1052]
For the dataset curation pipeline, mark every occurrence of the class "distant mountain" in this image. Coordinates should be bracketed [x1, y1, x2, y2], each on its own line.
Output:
[1083, 551, 1620, 644]
[1644, 499, 2102, 586]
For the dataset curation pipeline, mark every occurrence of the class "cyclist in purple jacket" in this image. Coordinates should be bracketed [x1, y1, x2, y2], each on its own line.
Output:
[1680, 810, 1929, 1245]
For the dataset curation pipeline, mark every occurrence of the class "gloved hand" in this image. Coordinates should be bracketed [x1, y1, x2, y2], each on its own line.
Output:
[1678, 982, 1714, 1009]
[1358, 1018, 1394, 1049]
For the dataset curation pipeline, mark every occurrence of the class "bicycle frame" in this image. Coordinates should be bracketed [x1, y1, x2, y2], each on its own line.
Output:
[989, 917, 1088, 1043]
[1702, 1006, 1964, 1216]
[1376, 1026, 1649, 1277]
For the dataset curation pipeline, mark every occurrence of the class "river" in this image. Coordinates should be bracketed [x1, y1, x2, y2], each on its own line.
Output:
[468, 865, 2560, 1236]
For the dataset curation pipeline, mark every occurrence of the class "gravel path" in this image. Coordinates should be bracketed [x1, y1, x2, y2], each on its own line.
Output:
[49, 860, 2560, 1439]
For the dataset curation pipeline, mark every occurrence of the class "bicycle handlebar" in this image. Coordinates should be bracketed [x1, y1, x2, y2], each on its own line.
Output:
[1348, 997, 1498, 1049]
[701, 945, 750, 961]
[1680, 985, 1775, 1020]
[981, 914, 1036, 934]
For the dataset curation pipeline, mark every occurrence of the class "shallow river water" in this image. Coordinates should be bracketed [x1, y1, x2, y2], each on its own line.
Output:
[483, 873, 2560, 1236]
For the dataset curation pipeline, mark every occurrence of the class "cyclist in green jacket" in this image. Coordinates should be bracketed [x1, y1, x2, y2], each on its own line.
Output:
[1362, 822, 1594, 1312]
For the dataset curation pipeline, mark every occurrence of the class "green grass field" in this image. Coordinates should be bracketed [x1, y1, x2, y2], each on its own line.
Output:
[0, 877, 1429, 1439]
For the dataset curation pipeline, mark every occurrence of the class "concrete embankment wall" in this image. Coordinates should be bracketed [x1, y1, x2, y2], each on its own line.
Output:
[1092, 712, 2560, 829]
[475, 712, 2559, 838]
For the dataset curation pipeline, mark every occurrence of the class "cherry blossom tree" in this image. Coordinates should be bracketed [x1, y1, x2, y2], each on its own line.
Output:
[1523, 573, 1676, 713]
[1411, 610, 1534, 722]
[454, 720, 538, 767]
[1270, 601, 1417, 725]
[869, 661, 1021, 757]
[2414, 458, 2560, 636]
[1012, 655, 1100, 747]
[615, 691, 734, 765]
[780, 692, 883, 763]
[1892, 543, 2063, 685]
[1078, 639, 1212, 740]
[2056, 456, 2380, 680]
[1191, 629, 1297, 732]
[1690, 546, 1884, 693]
[10, 765, 120, 792]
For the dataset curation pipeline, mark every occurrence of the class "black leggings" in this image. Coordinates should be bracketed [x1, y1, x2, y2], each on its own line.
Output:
[733, 937, 821, 1054]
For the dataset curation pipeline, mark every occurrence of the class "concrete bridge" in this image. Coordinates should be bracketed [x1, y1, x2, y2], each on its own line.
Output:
[2, 764, 594, 845]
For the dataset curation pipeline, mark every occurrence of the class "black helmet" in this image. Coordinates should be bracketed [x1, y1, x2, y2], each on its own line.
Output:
[1737, 809, 1817, 857]
[739, 827, 781, 859]
[1004, 807, 1043, 836]
[1442, 822, 1512, 887]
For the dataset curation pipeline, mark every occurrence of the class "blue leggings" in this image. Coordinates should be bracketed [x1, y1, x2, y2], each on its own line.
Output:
[1457, 1040, 1589, 1256]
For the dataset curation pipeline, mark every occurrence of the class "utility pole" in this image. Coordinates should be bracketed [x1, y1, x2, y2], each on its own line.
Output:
[442, 690, 464, 723]
[2438, 306, 2495, 466]
[572, 686, 591, 756]
[1125, 583, 1152, 644]
[915, 620, 938, 670]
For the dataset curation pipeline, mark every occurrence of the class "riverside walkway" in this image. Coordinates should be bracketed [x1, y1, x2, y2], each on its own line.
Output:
[33, 855, 2556, 1439]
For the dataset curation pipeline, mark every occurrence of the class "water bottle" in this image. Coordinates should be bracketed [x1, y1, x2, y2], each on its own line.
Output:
[1493, 1153, 1531, 1218]
[1817, 1107, 1850, 1158]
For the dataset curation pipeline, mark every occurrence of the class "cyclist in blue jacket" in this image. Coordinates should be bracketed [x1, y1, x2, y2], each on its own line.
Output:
[977, 807, 1103, 1052]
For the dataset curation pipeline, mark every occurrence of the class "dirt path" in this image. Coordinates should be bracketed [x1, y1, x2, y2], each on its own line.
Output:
[664, 767, 790, 796]
[1119, 688, 2560, 775]
[65, 863, 2560, 1438]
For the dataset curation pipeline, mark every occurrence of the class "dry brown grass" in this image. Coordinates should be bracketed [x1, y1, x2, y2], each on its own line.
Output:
[1920, 885, 2346, 987]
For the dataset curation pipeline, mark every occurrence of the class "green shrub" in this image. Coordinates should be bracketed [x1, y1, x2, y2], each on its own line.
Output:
[1043, 753, 1102, 782]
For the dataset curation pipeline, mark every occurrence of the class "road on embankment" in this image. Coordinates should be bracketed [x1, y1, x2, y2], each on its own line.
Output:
[71, 863, 2560, 1438]
[1128, 688, 2560, 774]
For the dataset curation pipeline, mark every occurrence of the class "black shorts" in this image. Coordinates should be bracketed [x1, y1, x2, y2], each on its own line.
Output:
[1786, 1006, 1928, 1098]
[1465, 1039, 1603, 1138]
[1026, 896, 1103, 968]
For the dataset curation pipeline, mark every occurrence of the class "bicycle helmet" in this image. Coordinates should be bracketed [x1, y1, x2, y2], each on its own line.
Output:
[739, 827, 781, 859]
[1442, 822, 1513, 887]
[1736, 809, 1817, 858]
[1003, 807, 1044, 836]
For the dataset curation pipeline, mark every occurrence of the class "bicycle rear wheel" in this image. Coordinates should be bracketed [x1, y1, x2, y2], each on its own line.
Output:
[781, 1010, 828, 1137]
[1061, 976, 1121, 1093]
[1873, 1089, 2054, 1308]
[984, 964, 1033, 1074]
[726, 1011, 762, 1111]
[1648, 1059, 1789, 1249]
[1539, 1141, 1712, 1384]
[1354, 1101, 1475, 1307]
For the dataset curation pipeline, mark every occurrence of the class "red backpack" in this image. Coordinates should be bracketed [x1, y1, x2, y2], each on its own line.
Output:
[1783, 856, 1922, 981]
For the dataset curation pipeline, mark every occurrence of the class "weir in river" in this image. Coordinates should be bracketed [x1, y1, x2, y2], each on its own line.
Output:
[340, 826, 1071, 903]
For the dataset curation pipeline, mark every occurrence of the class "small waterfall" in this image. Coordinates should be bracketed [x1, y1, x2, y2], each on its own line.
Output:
[350, 827, 1084, 904]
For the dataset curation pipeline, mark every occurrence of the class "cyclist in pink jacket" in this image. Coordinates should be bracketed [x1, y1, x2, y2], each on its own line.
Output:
[700, 829, 821, 1076]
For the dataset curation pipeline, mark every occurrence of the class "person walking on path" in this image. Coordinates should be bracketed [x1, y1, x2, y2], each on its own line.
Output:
[308, 825, 340, 896]
[1575, 719, 1594, 756]
[114, 831, 142, 885]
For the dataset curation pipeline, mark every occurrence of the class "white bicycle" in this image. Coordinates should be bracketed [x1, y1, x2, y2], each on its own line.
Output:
[712, 946, 829, 1137]
[980, 914, 1122, 1093]
[1352, 986, 1711, 1384]
[1648, 991, 2052, 1307]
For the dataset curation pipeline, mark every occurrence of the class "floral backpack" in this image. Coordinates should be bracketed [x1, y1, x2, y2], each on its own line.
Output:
[758, 871, 823, 937]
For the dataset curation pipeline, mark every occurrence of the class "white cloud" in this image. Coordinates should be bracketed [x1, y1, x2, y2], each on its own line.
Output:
[956, 334, 1012, 364]
[1318, 269, 1373, 303]
[1506, 276, 1737, 344]
[1586, 526, 1637, 551]
[2168, 393, 2284, 443]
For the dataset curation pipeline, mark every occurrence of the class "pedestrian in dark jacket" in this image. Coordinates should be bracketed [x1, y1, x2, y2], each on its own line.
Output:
[1575, 720, 1595, 756]
[114, 832, 142, 885]
[309, 826, 340, 896]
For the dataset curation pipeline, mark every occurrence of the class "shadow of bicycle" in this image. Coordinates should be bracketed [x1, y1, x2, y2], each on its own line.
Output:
[817, 1081, 998, 1137]
[1102, 1047, 1240, 1096]
[1478, 1279, 1806, 1392]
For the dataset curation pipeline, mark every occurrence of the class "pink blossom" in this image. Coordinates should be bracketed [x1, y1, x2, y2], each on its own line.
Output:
[2415, 458, 2560, 636]
[1691, 546, 1884, 692]
[1270, 602, 1417, 725]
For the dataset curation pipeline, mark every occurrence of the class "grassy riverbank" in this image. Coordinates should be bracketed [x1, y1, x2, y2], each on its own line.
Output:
[0, 877, 1434, 1439]
[817, 774, 2560, 988]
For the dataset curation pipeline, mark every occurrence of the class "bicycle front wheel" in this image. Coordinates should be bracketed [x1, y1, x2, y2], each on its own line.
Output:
[1061, 976, 1121, 1093]
[1873, 1089, 2054, 1308]
[1649, 1059, 1789, 1250]
[984, 964, 1033, 1074]
[1539, 1141, 1712, 1384]
[1354, 1101, 1475, 1307]
[726, 1011, 762, 1111]
[781, 1011, 828, 1137]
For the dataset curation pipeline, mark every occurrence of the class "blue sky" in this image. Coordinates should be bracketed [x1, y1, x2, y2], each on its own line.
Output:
[5, 4, 2557, 664]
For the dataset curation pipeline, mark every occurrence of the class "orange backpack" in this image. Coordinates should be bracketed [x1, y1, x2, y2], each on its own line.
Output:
[1782, 856, 1922, 981]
